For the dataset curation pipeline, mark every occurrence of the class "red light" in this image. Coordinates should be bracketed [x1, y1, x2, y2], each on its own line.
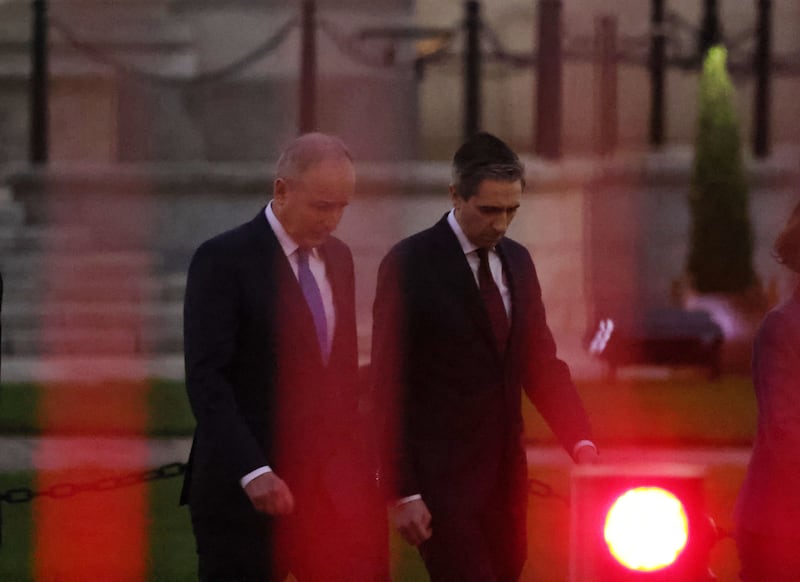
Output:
[603, 486, 689, 572]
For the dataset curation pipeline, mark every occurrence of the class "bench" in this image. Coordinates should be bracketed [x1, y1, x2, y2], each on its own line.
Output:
[586, 308, 724, 381]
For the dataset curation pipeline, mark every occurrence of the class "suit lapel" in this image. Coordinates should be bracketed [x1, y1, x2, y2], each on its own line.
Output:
[497, 239, 521, 353]
[430, 217, 502, 359]
[499, 239, 540, 374]
[319, 241, 345, 360]
[251, 209, 326, 365]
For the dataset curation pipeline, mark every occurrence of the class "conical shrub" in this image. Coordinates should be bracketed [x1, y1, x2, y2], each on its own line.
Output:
[688, 45, 756, 293]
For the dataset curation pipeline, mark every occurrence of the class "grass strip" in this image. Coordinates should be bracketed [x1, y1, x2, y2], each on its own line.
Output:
[1, 375, 757, 445]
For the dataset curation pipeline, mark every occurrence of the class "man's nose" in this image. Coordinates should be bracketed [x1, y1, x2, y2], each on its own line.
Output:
[493, 213, 510, 233]
[324, 208, 344, 230]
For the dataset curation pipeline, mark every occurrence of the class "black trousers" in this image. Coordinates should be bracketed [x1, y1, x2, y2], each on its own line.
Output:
[192, 496, 389, 582]
[418, 491, 527, 582]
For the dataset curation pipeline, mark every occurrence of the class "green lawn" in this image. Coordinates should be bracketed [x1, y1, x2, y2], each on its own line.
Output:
[0, 465, 746, 581]
[0, 374, 756, 580]
[0, 380, 196, 437]
[0, 472, 34, 581]
[527, 374, 757, 447]
[0, 374, 758, 445]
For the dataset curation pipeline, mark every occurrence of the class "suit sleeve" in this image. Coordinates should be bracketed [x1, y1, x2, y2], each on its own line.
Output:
[184, 241, 268, 481]
[370, 250, 419, 498]
[521, 259, 594, 460]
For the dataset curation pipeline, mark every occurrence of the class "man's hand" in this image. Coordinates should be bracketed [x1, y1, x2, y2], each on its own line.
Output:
[576, 444, 599, 465]
[244, 472, 295, 515]
[392, 498, 432, 546]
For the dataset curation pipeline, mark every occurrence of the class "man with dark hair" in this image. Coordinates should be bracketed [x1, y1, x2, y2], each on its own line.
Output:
[182, 133, 387, 581]
[371, 132, 597, 581]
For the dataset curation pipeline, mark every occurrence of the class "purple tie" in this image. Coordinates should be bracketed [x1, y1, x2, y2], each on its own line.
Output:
[297, 248, 329, 361]
[477, 247, 509, 352]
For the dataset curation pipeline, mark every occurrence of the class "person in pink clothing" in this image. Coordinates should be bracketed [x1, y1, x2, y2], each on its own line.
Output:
[735, 200, 800, 581]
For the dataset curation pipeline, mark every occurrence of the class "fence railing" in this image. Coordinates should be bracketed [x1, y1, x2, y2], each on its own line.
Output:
[27, 0, 787, 163]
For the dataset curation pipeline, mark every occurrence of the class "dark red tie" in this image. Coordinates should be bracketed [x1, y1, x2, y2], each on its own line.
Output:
[477, 247, 509, 352]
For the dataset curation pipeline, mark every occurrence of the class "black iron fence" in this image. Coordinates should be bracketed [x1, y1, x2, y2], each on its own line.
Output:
[26, 0, 792, 162]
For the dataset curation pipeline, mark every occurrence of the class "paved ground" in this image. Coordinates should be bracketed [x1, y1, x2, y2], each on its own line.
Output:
[1, 354, 186, 383]
[0, 340, 638, 385]
[0, 436, 751, 473]
[0, 436, 192, 472]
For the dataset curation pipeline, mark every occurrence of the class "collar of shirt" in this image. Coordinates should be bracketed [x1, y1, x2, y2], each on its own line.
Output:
[265, 201, 322, 262]
[447, 209, 511, 317]
[265, 201, 336, 339]
[446, 209, 480, 256]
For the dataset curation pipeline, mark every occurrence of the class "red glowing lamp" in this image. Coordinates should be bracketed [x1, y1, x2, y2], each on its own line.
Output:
[570, 463, 714, 581]
[604, 486, 689, 571]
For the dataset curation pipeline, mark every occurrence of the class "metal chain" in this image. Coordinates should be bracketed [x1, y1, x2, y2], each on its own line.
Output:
[0, 462, 186, 505]
[529, 477, 570, 508]
[317, 18, 405, 70]
[482, 13, 800, 78]
[48, 15, 298, 87]
[0, 461, 186, 549]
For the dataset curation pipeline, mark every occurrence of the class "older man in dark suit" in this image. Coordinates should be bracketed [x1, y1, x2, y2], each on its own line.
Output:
[371, 132, 598, 582]
[182, 133, 386, 581]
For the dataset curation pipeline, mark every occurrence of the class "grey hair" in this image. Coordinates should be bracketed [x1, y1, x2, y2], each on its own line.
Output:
[275, 133, 353, 180]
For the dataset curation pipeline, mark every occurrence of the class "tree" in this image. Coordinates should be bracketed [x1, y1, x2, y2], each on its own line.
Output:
[688, 45, 756, 294]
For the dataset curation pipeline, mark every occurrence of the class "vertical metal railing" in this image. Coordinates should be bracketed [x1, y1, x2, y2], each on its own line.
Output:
[30, 0, 49, 164]
[698, 0, 721, 59]
[463, 1, 482, 140]
[299, 0, 317, 134]
[535, 0, 563, 159]
[25, 0, 779, 159]
[649, 0, 666, 148]
[594, 16, 617, 157]
[753, 0, 772, 159]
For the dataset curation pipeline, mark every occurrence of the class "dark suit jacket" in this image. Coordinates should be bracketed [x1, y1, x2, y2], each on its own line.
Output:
[736, 285, 800, 538]
[372, 215, 593, 515]
[182, 209, 371, 528]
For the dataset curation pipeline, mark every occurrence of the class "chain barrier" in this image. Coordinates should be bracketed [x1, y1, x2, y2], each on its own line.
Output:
[317, 18, 457, 72]
[0, 461, 186, 549]
[48, 10, 457, 85]
[529, 477, 570, 508]
[482, 25, 535, 68]
[44, 6, 800, 91]
[0, 461, 186, 504]
[48, 15, 298, 87]
[481, 8, 800, 77]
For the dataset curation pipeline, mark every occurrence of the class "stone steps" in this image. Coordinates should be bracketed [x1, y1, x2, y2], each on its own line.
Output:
[0, 251, 159, 283]
[4, 326, 183, 356]
[0, 210, 186, 354]
[3, 301, 181, 330]
[0, 225, 93, 252]
[2, 273, 184, 303]
[1, 259, 185, 355]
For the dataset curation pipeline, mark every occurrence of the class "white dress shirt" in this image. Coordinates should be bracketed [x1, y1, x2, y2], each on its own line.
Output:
[265, 202, 336, 338]
[239, 202, 337, 489]
[446, 210, 511, 317]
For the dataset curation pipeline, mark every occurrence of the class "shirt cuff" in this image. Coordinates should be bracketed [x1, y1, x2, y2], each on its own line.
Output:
[573, 440, 597, 458]
[394, 494, 422, 507]
[240, 466, 273, 489]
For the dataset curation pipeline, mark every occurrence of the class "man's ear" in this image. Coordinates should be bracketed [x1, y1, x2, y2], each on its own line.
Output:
[273, 178, 287, 206]
[449, 184, 460, 207]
